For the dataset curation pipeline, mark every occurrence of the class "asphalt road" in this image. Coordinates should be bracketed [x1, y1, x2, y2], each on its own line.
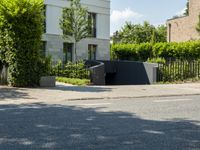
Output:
[0, 95, 200, 150]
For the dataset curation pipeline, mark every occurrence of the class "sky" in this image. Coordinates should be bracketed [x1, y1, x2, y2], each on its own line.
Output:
[110, 0, 187, 35]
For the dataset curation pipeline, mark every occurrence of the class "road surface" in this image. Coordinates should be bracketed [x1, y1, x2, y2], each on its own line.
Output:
[0, 95, 200, 149]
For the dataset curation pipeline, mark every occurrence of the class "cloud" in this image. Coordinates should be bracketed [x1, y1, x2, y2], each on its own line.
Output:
[110, 8, 143, 36]
[111, 8, 143, 22]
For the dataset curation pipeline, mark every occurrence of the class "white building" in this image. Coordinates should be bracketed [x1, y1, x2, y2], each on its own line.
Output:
[43, 0, 110, 63]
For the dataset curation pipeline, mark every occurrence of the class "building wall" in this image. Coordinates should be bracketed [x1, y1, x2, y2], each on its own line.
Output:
[43, 0, 110, 62]
[167, 0, 200, 42]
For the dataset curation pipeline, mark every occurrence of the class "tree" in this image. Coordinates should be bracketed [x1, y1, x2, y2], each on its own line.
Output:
[112, 21, 167, 44]
[196, 15, 200, 33]
[0, 0, 44, 87]
[60, 0, 90, 61]
[184, 0, 189, 16]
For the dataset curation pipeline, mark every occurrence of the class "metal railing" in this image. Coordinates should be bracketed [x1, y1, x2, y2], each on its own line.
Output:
[157, 59, 200, 82]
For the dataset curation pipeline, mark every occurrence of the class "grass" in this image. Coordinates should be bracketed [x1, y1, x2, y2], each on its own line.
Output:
[56, 77, 90, 86]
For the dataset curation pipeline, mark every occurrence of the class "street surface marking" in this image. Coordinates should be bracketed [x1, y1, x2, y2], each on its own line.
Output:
[153, 99, 193, 103]
[78, 103, 111, 106]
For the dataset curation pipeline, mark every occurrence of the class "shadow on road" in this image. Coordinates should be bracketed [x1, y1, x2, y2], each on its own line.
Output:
[0, 103, 199, 149]
[0, 87, 33, 101]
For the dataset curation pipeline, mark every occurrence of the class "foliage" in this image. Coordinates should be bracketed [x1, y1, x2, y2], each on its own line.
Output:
[0, 0, 44, 87]
[196, 15, 200, 33]
[60, 0, 90, 61]
[112, 21, 167, 44]
[56, 77, 90, 86]
[147, 57, 166, 64]
[111, 41, 200, 61]
[52, 60, 90, 79]
[38, 56, 53, 76]
[184, 0, 189, 16]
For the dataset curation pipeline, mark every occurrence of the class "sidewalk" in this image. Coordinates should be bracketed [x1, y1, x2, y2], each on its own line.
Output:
[0, 82, 200, 105]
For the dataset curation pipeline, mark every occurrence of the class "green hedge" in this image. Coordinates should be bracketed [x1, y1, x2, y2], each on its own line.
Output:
[111, 41, 200, 61]
[52, 61, 90, 79]
[56, 77, 90, 86]
[0, 0, 44, 87]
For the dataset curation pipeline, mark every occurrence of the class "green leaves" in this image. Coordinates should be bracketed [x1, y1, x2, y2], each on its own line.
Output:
[111, 41, 200, 61]
[60, 0, 91, 60]
[112, 21, 167, 44]
[0, 0, 44, 87]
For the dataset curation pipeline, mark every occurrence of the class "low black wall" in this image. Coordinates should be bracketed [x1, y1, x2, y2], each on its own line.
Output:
[102, 61, 157, 85]
[86, 60, 158, 85]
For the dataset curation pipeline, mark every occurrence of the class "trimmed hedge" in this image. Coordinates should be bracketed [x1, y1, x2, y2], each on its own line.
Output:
[56, 77, 90, 86]
[111, 41, 200, 61]
[0, 0, 44, 87]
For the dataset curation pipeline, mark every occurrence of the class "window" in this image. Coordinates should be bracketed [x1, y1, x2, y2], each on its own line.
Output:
[63, 43, 73, 63]
[88, 44, 97, 60]
[88, 12, 96, 37]
[41, 41, 46, 58]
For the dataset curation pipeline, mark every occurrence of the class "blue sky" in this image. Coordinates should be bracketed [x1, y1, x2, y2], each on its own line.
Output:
[110, 0, 187, 35]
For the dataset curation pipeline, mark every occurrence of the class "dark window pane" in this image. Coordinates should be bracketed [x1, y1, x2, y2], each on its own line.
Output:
[88, 44, 97, 60]
[63, 43, 73, 63]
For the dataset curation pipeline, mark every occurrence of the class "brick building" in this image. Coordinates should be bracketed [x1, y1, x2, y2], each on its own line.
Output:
[167, 0, 200, 42]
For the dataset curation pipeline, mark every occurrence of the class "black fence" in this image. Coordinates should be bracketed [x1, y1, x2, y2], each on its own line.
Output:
[157, 59, 200, 82]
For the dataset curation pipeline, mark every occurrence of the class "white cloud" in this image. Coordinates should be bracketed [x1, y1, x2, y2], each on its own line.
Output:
[111, 8, 143, 23]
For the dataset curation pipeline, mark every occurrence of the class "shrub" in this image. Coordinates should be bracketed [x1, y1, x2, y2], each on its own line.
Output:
[52, 60, 90, 79]
[56, 77, 90, 86]
[111, 41, 200, 61]
[0, 0, 44, 87]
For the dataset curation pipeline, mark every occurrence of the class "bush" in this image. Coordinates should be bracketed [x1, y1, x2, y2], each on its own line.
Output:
[52, 60, 90, 79]
[111, 41, 200, 61]
[0, 0, 44, 87]
[56, 77, 90, 86]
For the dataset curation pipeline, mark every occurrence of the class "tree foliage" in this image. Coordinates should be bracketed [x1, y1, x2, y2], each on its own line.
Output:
[196, 15, 200, 33]
[60, 0, 90, 61]
[112, 21, 167, 44]
[0, 0, 44, 87]
[184, 0, 189, 16]
[111, 41, 200, 61]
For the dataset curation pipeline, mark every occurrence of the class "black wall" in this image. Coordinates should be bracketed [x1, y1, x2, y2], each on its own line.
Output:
[86, 60, 158, 85]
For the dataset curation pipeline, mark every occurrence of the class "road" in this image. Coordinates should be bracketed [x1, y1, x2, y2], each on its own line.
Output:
[0, 95, 200, 149]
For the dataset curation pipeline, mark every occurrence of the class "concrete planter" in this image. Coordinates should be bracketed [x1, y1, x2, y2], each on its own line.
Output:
[40, 76, 56, 87]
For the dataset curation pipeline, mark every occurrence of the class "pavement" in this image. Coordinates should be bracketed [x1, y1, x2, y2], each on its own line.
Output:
[0, 82, 200, 104]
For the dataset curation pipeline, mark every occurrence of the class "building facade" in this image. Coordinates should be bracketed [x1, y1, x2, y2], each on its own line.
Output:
[167, 0, 200, 42]
[43, 0, 110, 62]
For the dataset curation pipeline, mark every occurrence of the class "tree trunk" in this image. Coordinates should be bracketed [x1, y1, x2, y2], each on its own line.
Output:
[74, 41, 77, 62]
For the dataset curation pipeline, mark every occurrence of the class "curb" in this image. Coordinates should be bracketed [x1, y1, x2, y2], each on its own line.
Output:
[66, 93, 200, 101]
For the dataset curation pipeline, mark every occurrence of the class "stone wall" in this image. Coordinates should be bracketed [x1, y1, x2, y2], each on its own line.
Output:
[167, 0, 200, 42]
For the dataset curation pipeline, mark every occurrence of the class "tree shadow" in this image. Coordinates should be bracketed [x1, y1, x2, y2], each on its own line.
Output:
[0, 87, 33, 101]
[0, 103, 199, 149]
[43, 84, 113, 93]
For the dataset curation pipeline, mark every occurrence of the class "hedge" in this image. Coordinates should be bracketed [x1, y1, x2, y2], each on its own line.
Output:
[0, 0, 44, 87]
[111, 41, 200, 61]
